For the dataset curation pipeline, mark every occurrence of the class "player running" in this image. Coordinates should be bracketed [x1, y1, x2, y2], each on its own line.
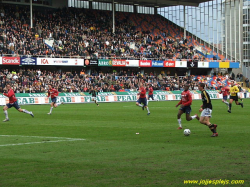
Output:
[228, 81, 243, 113]
[175, 84, 199, 130]
[219, 84, 230, 108]
[2, 84, 34, 122]
[47, 84, 64, 115]
[136, 83, 150, 115]
[198, 83, 218, 137]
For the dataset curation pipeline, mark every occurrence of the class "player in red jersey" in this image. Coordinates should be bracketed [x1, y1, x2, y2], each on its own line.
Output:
[175, 84, 199, 129]
[147, 84, 154, 105]
[47, 84, 64, 115]
[136, 83, 150, 115]
[219, 84, 230, 108]
[2, 84, 34, 122]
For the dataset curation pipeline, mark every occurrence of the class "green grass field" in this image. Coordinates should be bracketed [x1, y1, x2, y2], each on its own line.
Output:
[0, 99, 249, 187]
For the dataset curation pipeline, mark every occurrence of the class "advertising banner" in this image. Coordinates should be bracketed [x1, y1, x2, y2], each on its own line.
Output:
[98, 59, 112, 66]
[112, 59, 126, 67]
[37, 58, 83, 66]
[198, 61, 209, 68]
[2, 57, 20, 65]
[219, 62, 230, 68]
[0, 57, 2, 64]
[84, 59, 98, 66]
[175, 61, 187, 67]
[229, 62, 240, 68]
[139, 60, 152, 67]
[20, 57, 37, 65]
[209, 62, 219, 68]
[187, 61, 198, 68]
[163, 61, 175, 67]
[1, 90, 245, 106]
[125, 60, 139, 67]
[152, 60, 164, 67]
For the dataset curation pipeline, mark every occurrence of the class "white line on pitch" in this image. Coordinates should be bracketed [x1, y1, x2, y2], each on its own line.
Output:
[0, 139, 85, 147]
[0, 135, 85, 140]
[0, 135, 85, 147]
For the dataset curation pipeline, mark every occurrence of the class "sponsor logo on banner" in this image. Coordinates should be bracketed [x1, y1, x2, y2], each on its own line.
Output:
[139, 60, 151, 67]
[187, 60, 198, 68]
[21, 57, 37, 65]
[176, 61, 187, 67]
[112, 59, 126, 66]
[152, 61, 163, 67]
[98, 59, 112, 66]
[2, 57, 20, 65]
[85, 59, 98, 66]
[53, 59, 68, 64]
[41, 58, 49, 64]
[198, 61, 209, 68]
[164, 61, 175, 67]
[125, 60, 139, 67]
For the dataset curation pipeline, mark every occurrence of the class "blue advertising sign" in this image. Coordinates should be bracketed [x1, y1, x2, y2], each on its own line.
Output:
[152, 60, 163, 67]
[20, 57, 37, 65]
[209, 62, 219, 68]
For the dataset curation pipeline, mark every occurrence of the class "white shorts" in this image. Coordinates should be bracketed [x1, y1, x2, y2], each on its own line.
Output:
[201, 108, 212, 117]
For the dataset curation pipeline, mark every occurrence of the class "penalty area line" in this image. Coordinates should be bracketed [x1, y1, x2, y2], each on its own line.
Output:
[0, 135, 86, 147]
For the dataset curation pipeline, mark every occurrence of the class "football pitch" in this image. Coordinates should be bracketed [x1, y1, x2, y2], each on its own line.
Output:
[0, 99, 249, 187]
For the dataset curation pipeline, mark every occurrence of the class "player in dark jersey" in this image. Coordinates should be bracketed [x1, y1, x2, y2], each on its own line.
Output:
[198, 83, 218, 137]
[2, 84, 34, 122]
[47, 84, 64, 115]
[89, 86, 99, 106]
[175, 84, 199, 130]
[136, 83, 150, 115]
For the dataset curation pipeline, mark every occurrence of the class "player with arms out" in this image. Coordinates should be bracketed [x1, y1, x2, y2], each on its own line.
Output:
[198, 83, 218, 137]
[2, 84, 34, 122]
[47, 84, 64, 115]
[219, 83, 230, 108]
[136, 83, 150, 115]
[228, 81, 243, 113]
[175, 84, 199, 130]
[89, 86, 99, 106]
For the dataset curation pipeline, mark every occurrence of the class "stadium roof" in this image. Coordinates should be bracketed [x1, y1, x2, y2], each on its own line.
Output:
[88, 0, 211, 8]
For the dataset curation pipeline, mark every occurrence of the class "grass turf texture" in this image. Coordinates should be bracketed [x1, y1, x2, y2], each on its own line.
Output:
[0, 100, 249, 187]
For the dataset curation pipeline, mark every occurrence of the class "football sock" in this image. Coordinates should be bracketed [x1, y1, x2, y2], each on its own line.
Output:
[23, 109, 31, 114]
[4, 110, 8, 119]
[209, 124, 215, 133]
[223, 101, 229, 106]
[229, 104, 232, 110]
[138, 104, 143, 107]
[57, 102, 62, 106]
[191, 115, 196, 120]
[50, 107, 53, 113]
[147, 107, 150, 113]
[178, 119, 182, 127]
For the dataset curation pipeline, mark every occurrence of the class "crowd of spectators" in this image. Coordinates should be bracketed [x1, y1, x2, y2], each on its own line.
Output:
[0, 4, 201, 60]
[0, 68, 234, 94]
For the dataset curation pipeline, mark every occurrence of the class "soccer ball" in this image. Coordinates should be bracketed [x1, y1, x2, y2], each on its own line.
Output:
[184, 129, 191, 136]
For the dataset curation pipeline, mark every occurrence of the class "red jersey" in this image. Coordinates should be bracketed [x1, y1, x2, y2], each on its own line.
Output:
[177, 90, 192, 106]
[148, 87, 153, 95]
[48, 88, 59, 98]
[139, 86, 146, 98]
[220, 87, 230, 96]
[3, 88, 17, 103]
